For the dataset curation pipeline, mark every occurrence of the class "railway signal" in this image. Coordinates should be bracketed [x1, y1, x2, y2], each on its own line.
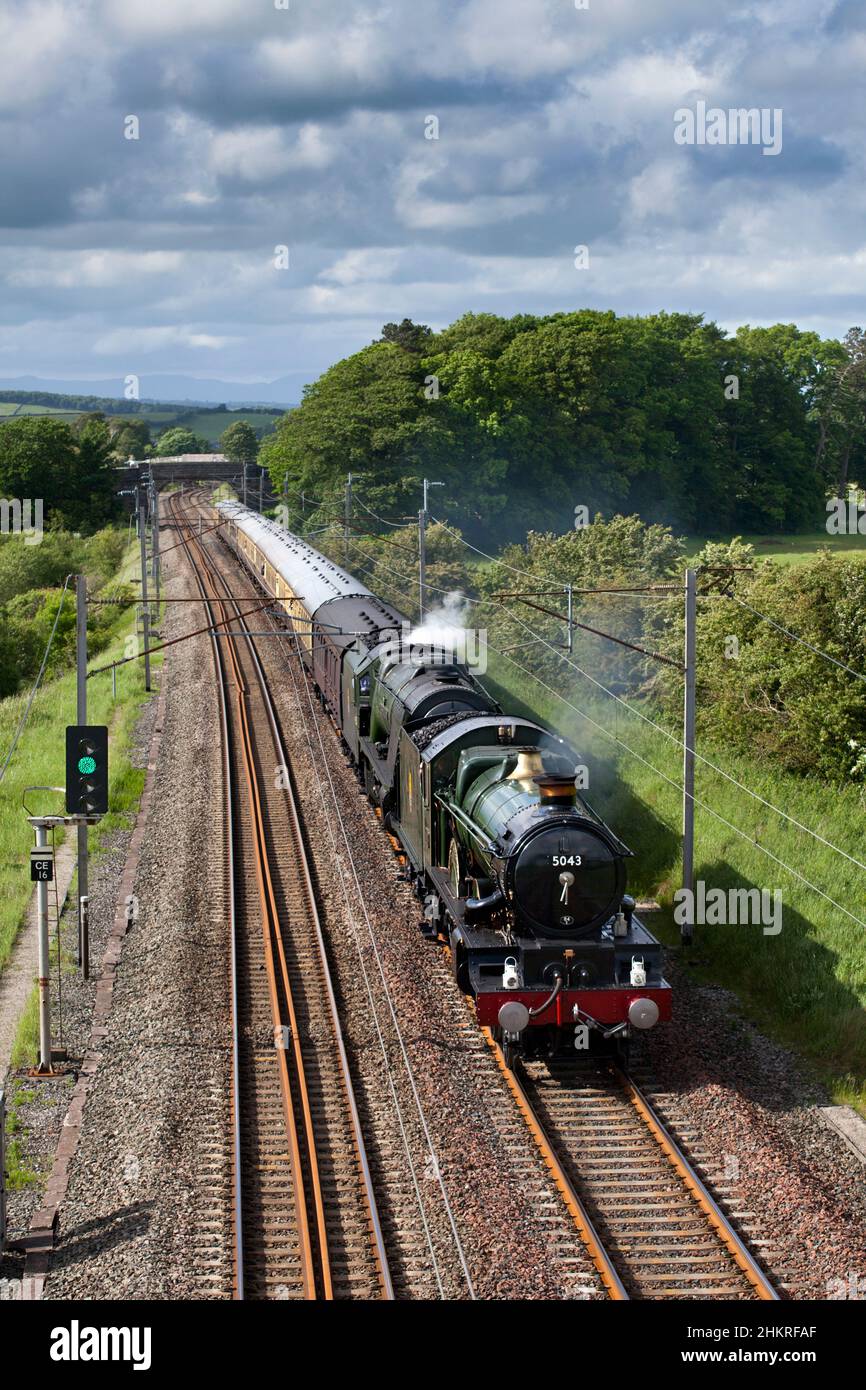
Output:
[65, 725, 109, 816]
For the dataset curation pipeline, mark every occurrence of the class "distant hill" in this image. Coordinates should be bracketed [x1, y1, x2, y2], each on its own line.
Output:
[0, 373, 299, 407]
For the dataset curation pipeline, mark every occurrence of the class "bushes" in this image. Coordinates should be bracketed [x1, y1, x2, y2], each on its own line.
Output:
[661, 546, 866, 782]
[0, 530, 85, 603]
[476, 515, 685, 696]
[0, 527, 133, 697]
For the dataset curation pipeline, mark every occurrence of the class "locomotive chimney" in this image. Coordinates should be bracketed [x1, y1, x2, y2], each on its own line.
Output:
[533, 774, 578, 806]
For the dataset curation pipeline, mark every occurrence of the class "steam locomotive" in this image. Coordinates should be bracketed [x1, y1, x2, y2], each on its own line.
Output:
[216, 500, 670, 1063]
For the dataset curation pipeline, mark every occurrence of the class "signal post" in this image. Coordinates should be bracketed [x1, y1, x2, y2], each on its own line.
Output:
[24, 729, 107, 1075]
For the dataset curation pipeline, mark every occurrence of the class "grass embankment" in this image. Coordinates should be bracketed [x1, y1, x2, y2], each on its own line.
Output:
[483, 652, 866, 1112]
[1, 538, 163, 1065]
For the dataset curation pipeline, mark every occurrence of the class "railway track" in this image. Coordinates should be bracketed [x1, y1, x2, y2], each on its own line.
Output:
[167, 491, 393, 1301]
[488, 1043, 779, 1300]
[175, 486, 780, 1302]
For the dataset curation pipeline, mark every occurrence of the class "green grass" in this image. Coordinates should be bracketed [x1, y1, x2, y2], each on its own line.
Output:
[9, 988, 39, 1068]
[178, 409, 282, 444]
[684, 530, 866, 567]
[2, 1077, 42, 1187]
[0, 539, 162, 975]
[484, 651, 866, 1111]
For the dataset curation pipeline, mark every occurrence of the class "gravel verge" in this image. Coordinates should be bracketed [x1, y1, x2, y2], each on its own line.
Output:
[0, 683, 160, 1300]
[637, 956, 866, 1300]
[39, 542, 231, 1300]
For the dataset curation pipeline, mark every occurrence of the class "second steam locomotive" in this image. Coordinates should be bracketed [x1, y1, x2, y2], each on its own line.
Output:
[216, 500, 670, 1062]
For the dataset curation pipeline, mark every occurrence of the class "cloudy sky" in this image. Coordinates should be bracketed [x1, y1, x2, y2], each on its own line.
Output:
[0, 0, 863, 396]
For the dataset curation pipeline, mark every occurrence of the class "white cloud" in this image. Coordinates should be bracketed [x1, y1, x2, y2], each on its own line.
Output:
[99, 0, 257, 39]
[177, 191, 219, 207]
[92, 326, 236, 354]
[0, 1, 97, 112]
[628, 159, 694, 221]
[318, 249, 404, 287]
[210, 123, 335, 182]
[9, 251, 185, 290]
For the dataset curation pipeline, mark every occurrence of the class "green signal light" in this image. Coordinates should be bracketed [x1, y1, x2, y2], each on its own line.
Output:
[78, 755, 96, 775]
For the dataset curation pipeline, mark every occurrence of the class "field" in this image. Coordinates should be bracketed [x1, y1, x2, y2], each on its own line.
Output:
[171, 409, 283, 444]
[0, 403, 80, 421]
[685, 529, 866, 566]
[0, 397, 285, 445]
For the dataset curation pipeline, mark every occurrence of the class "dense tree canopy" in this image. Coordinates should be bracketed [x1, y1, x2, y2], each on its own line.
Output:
[0, 415, 117, 530]
[262, 310, 866, 543]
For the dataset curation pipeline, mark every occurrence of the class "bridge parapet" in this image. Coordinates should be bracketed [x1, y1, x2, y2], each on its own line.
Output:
[115, 453, 258, 490]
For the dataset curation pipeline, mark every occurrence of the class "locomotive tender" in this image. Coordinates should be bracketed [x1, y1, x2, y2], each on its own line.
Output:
[216, 500, 671, 1062]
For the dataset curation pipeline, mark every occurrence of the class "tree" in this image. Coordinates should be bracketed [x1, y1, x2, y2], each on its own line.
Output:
[0, 417, 76, 502]
[220, 419, 259, 463]
[69, 417, 116, 528]
[810, 328, 866, 496]
[263, 308, 852, 545]
[110, 417, 151, 461]
[718, 326, 824, 531]
[0, 416, 116, 530]
[656, 545, 866, 782]
[378, 319, 433, 353]
[155, 426, 210, 456]
[73, 411, 108, 434]
[478, 515, 685, 695]
[260, 342, 471, 516]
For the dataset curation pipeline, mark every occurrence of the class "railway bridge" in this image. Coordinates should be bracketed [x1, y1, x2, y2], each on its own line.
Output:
[115, 453, 269, 511]
[115, 453, 248, 489]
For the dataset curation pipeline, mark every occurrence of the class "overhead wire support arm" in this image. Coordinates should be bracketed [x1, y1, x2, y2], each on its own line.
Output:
[495, 593, 683, 669]
[494, 583, 682, 597]
[86, 601, 275, 678]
